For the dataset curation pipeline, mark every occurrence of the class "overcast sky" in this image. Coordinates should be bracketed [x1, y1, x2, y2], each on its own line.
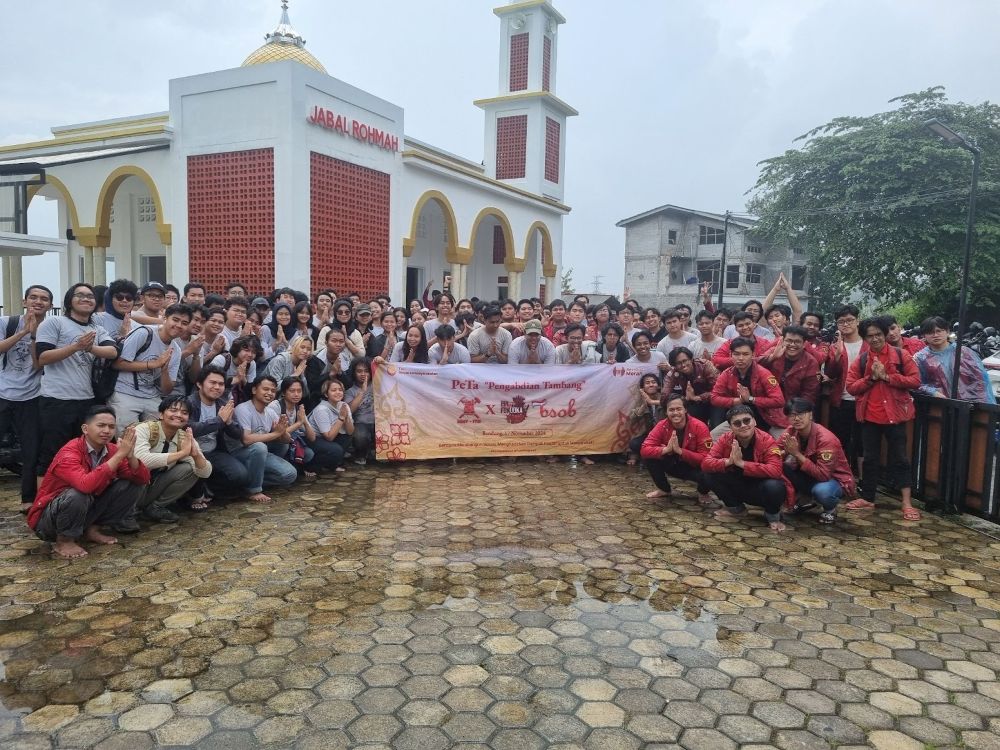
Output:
[4, 0, 999, 296]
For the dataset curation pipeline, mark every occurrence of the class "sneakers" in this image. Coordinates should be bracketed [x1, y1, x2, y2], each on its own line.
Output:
[111, 518, 141, 533]
[144, 506, 179, 523]
[790, 501, 817, 515]
[354, 457, 367, 466]
[818, 510, 837, 524]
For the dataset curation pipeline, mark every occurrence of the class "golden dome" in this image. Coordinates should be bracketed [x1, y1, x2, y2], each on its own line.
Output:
[241, 1, 327, 74]
[242, 42, 327, 73]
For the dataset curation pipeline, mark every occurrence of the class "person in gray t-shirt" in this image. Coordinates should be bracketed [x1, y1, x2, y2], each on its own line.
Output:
[0, 284, 54, 507]
[34, 283, 118, 475]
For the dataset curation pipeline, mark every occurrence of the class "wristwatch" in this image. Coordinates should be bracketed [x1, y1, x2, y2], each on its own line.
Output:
[749, 395, 755, 404]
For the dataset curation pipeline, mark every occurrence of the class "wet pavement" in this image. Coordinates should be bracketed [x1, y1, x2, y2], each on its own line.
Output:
[0, 461, 999, 750]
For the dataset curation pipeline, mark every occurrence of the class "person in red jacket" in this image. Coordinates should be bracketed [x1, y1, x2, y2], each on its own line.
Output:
[844, 318, 922, 520]
[778, 398, 855, 524]
[702, 405, 789, 532]
[759, 326, 821, 405]
[709, 337, 786, 438]
[712, 312, 776, 370]
[883, 315, 925, 356]
[27, 405, 151, 559]
[639, 394, 713, 505]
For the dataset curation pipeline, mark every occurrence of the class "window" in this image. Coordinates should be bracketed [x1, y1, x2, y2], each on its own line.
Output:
[726, 264, 740, 289]
[498, 276, 509, 301]
[667, 229, 677, 245]
[746, 245, 762, 254]
[793, 247, 806, 256]
[696, 260, 721, 286]
[791, 265, 807, 290]
[699, 225, 725, 245]
[745, 263, 763, 285]
[141, 255, 167, 285]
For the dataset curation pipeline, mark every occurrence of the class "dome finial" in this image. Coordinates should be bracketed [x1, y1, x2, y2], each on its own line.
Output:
[266, 0, 306, 47]
[242, 0, 327, 73]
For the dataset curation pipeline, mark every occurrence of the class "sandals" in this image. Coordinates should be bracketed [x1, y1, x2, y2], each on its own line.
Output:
[844, 498, 876, 511]
[189, 497, 211, 512]
[902, 506, 921, 521]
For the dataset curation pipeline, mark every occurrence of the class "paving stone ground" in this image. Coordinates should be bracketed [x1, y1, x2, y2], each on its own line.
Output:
[0, 460, 998, 749]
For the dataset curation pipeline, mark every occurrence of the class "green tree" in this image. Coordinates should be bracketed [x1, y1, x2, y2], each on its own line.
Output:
[560, 266, 574, 295]
[748, 87, 1000, 323]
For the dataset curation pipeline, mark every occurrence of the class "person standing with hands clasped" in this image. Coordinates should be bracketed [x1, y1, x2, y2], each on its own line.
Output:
[133, 395, 212, 523]
[844, 318, 922, 520]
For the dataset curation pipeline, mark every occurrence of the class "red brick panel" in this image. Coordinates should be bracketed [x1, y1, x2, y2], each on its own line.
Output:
[545, 117, 561, 184]
[496, 115, 527, 180]
[187, 148, 275, 295]
[492, 224, 506, 265]
[509, 33, 529, 92]
[310, 152, 390, 298]
[542, 36, 552, 92]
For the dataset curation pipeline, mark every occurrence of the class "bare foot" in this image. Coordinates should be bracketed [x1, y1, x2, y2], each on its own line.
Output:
[713, 508, 742, 520]
[645, 489, 670, 499]
[82, 528, 118, 545]
[769, 520, 787, 533]
[52, 540, 88, 559]
[697, 494, 717, 506]
[248, 493, 272, 504]
[19, 502, 33, 515]
[580, 457, 595, 465]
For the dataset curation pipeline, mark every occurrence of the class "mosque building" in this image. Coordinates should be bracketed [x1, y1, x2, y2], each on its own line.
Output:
[0, 0, 575, 309]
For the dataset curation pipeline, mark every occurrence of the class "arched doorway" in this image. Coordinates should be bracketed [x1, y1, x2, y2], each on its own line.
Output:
[93, 166, 171, 285]
[25, 176, 81, 297]
[403, 191, 459, 305]
[523, 221, 555, 302]
[467, 208, 516, 302]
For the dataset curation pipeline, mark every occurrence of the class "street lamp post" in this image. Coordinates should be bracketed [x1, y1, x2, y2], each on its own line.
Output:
[924, 118, 981, 400]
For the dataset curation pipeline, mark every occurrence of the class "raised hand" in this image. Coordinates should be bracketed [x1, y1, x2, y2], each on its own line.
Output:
[737, 384, 752, 403]
[211, 335, 226, 355]
[154, 347, 174, 369]
[729, 440, 743, 468]
[119, 425, 137, 456]
[296, 404, 307, 423]
[685, 382, 696, 401]
[872, 359, 886, 381]
[666, 432, 681, 455]
[218, 398, 235, 423]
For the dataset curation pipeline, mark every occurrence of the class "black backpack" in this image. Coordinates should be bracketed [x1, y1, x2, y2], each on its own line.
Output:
[91, 326, 155, 404]
[2, 316, 21, 369]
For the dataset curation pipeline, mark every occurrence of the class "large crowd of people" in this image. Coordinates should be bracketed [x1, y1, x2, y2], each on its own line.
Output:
[0, 272, 994, 557]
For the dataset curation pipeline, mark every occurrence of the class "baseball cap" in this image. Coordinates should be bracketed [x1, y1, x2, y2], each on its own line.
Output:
[356, 304, 372, 315]
[251, 297, 269, 307]
[141, 282, 165, 295]
[524, 319, 543, 334]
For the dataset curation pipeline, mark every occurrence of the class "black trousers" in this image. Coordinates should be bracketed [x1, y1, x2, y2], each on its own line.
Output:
[704, 470, 786, 521]
[37, 397, 93, 476]
[859, 421, 911, 501]
[829, 399, 863, 472]
[646, 456, 709, 494]
[0, 397, 41, 502]
[33, 480, 143, 541]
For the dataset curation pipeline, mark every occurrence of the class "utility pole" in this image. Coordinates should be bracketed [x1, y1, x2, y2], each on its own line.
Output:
[716, 210, 731, 309]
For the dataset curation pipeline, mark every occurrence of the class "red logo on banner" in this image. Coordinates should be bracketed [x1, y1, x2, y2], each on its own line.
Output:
[457, 397, 482, 424]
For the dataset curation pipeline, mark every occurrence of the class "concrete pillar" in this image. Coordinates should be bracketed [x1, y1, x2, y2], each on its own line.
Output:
[450, 261, 463, 299]
[1, 256, 12, 315]
[459, 264, 469, 300]
[93, 248, 107, 286]
[9, 256, 23, 312]
[544, 276, 555, 304]
[508, 270, 521, 300]
[83, 246, 95, 284]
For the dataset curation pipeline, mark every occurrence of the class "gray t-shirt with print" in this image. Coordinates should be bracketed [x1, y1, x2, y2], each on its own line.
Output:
[113, 325, 182, 399]
[36, 316, 115, 400]
[0, 316, 42, 400]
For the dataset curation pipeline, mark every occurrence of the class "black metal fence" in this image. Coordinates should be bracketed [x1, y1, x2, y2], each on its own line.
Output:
[909, 394, 1000, 521]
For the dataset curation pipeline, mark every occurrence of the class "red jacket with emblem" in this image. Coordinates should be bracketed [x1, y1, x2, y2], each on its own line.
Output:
[710, 362, 787, 428]
[27, 436, 152, 530]
[846, 345, 920, 424]
[778, 422, 856, 497]
[761, 349, 820, 403]
[712, 335, 776, 370]
[703, 428, 794, 505]
[640, 416, 712, 467]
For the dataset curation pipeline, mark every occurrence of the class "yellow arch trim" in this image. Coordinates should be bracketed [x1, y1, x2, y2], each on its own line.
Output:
[93, 165, 172, 246]
[468, 207, 520, 273]
[403, 190, 464, 264]
[524, 221, 556, 278]
[26, 175, 82, 236]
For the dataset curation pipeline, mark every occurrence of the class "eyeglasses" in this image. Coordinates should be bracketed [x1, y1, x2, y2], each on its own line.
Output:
[836, 318, 857, 326]
[73, 293, 96, 300]
[730, 417, 754, 427]
[114, 293, 135, 302]
[336, 309, 352, 315]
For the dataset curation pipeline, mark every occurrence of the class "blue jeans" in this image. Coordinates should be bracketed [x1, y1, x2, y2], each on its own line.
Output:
[784, 466, 843, 510]
[217, 443, 296, 494]
[310, 434, 351, 470]
[267, 440, 315, 469]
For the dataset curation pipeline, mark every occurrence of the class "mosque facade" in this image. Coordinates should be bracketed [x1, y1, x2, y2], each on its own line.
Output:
[0, 0, 575, 308]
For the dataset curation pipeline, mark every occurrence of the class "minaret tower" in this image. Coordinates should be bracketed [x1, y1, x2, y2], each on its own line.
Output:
[476, 0, 577, 202]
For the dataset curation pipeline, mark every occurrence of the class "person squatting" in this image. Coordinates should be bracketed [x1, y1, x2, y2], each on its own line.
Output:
[1, 275, 993, 555]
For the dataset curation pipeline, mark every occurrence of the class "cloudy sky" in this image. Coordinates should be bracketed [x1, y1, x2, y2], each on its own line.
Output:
[4, 0, 999, 295]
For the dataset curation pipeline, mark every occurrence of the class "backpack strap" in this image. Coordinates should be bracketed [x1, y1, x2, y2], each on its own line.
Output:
[2, 315, 21, 369]
[131, 327, 158, 389]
